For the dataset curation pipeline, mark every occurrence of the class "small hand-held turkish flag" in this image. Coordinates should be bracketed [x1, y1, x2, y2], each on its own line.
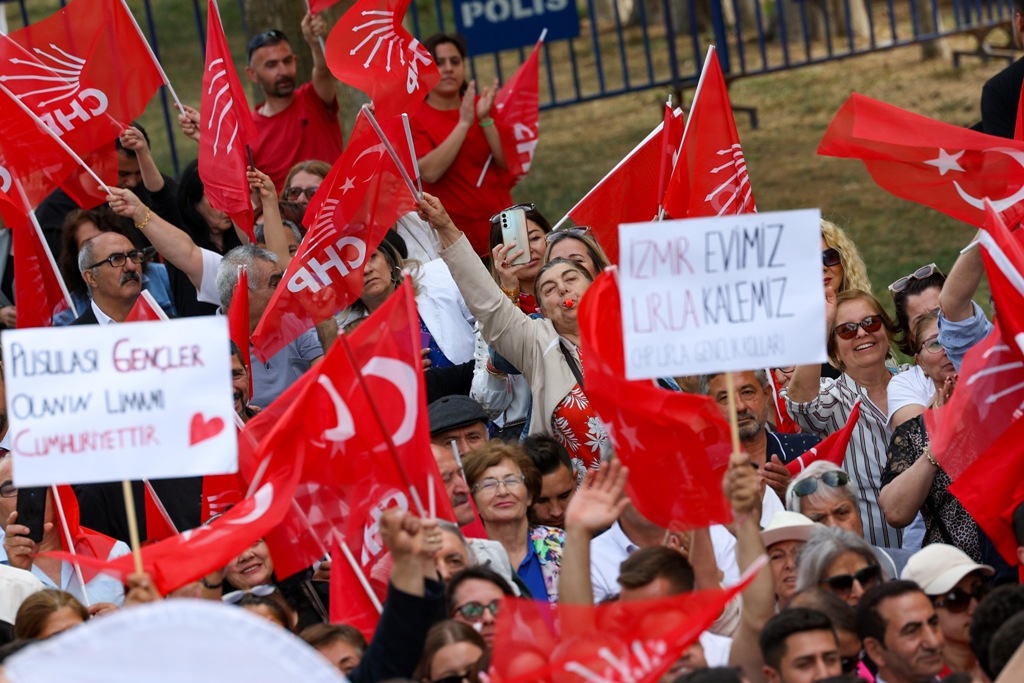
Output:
[251, 111, 419, 361]
[767, 370, 800, 434]
[492, 33, 543, 184]
[657, 100, 685, 212]
[786, 401, 861, 474]
[0, 189, 75, 327]
[142, 481, 179, 542]
[325, 0, 439, 118]
[199, 0, 257, 241]
[819, 93, 1024, 228]
[578, 269, 733, 530]
[125, 291, 170, 322]
[329, 534, 384, 638]
[662, 45, 756, 219]
[228, 267, 252, 388]
[562, 108, 684, 264]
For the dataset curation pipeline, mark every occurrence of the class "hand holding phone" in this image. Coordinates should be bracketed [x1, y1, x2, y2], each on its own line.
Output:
[499, 207, 530, 266]
[15, 486, 48, 543]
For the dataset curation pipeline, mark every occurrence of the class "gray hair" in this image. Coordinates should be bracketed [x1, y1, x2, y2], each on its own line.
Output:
[699, 369, 769, 396]
[785, 461, 859, 514]
[77, 238, 99, 279]
[254, 219, 303, 246]
[438, 520, 478, 566]
[795, 526, 886, 593]
[215, 244, 277, 310]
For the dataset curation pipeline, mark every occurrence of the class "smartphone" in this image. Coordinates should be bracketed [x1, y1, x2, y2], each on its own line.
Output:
[499, 207, 531, 266]
[16, 486, 48, 543]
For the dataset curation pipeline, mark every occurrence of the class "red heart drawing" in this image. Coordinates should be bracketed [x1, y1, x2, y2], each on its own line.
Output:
[189, 413, 224, 446]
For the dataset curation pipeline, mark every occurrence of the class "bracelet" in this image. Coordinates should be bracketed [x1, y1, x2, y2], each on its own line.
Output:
[479, 117, 494, 128]
[925, 450, 939, 467]
[499, 284, 520, 302]
[200, 577, 223, 589]
[134, 207, 152, 230]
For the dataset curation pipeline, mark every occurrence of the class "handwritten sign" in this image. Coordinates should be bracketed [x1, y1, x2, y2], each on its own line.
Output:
[618, 209, 826, 379]
[3, 317, 238, 486]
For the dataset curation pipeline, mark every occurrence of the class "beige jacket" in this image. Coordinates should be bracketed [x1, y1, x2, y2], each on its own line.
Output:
[440, 235, 579, 437]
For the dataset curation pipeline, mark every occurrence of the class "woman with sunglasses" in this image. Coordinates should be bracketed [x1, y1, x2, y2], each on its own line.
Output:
[412, 33, 513, 257]
[785, 289, 907, 551]
[423, 194, 610, 467]
[447, 566, 516, 647]
[463, 442, 564, 603]
[879, 312, 983, 562]
[902, 544, 994, 681]
[796, 526, 888, 608]
[415, 620, 488, 683]
[543, 226, 612, 279]
[280, 159, 329, 207]
[820, 220, 872, 380]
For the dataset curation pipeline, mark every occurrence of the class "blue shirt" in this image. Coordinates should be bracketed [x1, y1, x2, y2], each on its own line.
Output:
[516, 544, 548, 601]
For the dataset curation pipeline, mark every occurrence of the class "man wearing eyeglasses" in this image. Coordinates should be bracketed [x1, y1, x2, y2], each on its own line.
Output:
[245, 14, 344, 188]
[856, 581, 946, 683]
[70, 232, 144, 325]
[901, 544, 993, 681]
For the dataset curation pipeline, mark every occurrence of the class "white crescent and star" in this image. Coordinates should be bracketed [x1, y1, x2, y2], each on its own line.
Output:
[362, 356, 418, 447]
[924, 147, 1024, 213]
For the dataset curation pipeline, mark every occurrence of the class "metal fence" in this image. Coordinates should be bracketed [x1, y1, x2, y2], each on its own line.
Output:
[2, 0, 1016, 176]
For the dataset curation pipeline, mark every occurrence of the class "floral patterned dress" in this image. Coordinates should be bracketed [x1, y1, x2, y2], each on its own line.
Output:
[528, 525, 565, 603]
[551, 384, 608, 483]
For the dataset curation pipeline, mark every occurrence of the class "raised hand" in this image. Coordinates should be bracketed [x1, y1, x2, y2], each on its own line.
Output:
[476, 79, 499, 120]
[564, 459, 630, 537]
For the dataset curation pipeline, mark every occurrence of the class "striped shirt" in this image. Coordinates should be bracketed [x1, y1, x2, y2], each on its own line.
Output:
[783, 373, 904, 549]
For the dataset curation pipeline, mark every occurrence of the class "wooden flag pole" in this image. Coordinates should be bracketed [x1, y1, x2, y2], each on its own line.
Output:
[723, 370, 742, 460]
[121, 480, 144, 574]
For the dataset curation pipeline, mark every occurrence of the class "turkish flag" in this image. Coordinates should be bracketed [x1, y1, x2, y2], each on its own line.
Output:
[767, 371, 800, 434]
[657, 102, 684, 211]
[125, 290, 170, 322]
[819, 93, 1024, 228]
[978, 200, 1024, 357]
[347, 280, 456, 524]
[1016, 81, 1024, 142]
[228, 267, 252, 388]
[785, 401, 861, 474]
[492, 36, 542, 184]
[491, 561, 764, 683]
[663, 46, 756, 220]
[578, 269, 733, 530]
[325, 0, 439, 118]
[564, 108, 684, 264]
[0, 189, 75, 327]
[923, 323, 1024, 481]
[49, 364, 307, 595]
[142, 481, 179, 542]
[199, 0, 257, 241]
[49, 485, 120, 583]
[329, 535, 383, 639]
[251, 110, 418, 361]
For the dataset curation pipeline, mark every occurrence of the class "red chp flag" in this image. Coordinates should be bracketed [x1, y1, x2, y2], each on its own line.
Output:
[199, 0, 257, 241]
[251, 111, 419, 361]
[978, 200, 1024, 357]
[786, 401, 861, 474]
[663, 46, 756, 219]
[2, 0, 164, 206]
[819, 93, 1024, 228]
[51, 485, 120, 583]
[492, 35, 543, 183]
[0, 189, 75, 327]
[563, 107, 684, 264]
[492, 561, 765, 683]
[125, 291, 170, 322]
[578, 270, 733, 530]
[325, 0, 439, 118]
[767, 370, 800, 434]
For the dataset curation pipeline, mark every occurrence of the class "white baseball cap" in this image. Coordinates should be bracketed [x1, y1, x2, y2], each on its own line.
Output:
[901, 543, 994, 595]
[760, 511, 819, 548]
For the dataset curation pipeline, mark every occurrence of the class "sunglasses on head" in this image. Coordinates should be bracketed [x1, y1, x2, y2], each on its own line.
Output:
[821, 564, 882, 596]
[545, 226, 592, 244]
[222, 583, 277, 604]
[453, 598, 500, 621]
[822, 248, 842, 267]
[247, 29, 288, 60]
[832, 316, 883, 340]
[792, 470, 849, 498]
[933, 583, 988, 613]
[888, 263, 941, 293]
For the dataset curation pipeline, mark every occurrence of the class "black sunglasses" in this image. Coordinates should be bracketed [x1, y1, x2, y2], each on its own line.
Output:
[284, 186, 318, 201]
[821, 564, 882, 596]
[86, 249, 147, 270]
[247, 29, 288, 60]
[822, 248, 842, 267]
[832, 316, 883, 340]
[933, 584, 988, 614]
[792, 470, 849, 498]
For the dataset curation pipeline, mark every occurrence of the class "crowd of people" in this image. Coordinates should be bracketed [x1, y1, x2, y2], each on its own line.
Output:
[1, 5, 1024, 683]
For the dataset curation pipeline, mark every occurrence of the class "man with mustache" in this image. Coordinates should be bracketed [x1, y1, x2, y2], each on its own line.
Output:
[71, 232, 144, 325]
[245, 12, 344, 188]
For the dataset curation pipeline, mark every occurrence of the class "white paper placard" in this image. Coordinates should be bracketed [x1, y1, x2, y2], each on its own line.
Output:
[619, 209, 827, 379]
[3, 317, 238, 486]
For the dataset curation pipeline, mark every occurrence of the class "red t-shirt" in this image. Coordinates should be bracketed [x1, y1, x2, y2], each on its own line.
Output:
[411, 99, 513, 256]
[252, 82, 344, 188]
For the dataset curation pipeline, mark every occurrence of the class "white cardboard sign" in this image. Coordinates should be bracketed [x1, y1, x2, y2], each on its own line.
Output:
[618, 209, 827, 379]
[3, 317, 238, 486]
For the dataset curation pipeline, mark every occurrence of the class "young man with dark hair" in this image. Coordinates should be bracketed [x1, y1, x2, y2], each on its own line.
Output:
[617, 546, 695, 600]
[521, 435, 577, 528]
[855, 580, 944, 683]
[759, 607, 842, 683]
[968, 584, 1024, 680]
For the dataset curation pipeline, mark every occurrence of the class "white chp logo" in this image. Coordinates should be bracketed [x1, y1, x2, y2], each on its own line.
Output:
[205, 58, 240, 157]
[705, 144, 755, 216]
[1, 43, 109, 136]
[348, 11, 433, 94]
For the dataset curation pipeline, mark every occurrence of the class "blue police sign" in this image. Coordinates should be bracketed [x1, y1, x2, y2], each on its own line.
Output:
[453, 0, 579, 56]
